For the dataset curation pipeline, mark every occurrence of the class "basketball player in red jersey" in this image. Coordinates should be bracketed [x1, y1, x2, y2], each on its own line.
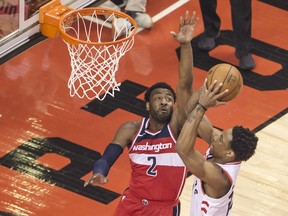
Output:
[175, 80, 258, 216]
[84, 11, 198, 215]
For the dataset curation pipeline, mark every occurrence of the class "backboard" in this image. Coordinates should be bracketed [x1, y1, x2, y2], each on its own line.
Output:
[0, 0, 106, 60]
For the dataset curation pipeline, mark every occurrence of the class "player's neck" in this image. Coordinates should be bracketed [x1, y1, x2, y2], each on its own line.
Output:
[148, 119, 166, 132]
[209, 157, 229, 164]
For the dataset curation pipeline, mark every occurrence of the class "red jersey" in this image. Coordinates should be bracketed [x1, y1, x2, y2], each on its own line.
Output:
[128, 117, 187, 202]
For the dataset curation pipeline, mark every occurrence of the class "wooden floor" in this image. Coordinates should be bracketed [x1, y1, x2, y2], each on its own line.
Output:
[0, 0, 288, 215]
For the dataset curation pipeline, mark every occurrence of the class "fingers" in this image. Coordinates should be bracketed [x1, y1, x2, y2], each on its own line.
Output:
[84, 173, 99, 187]
[205, 80, 229, 97]
[181, 11, 198, 26]
[200, 79, 230, 109]
[176, 11, 198, 35]
[215, 89, 229, 100]
[84, 173, 108, 187]
[216, 100, 228, 106]
[203, 78, 208, 91]
[207, 80, 218, 93]
[180, 11, 189, 26]
[211, 81, 222, 93]
[186, 11, 198, 26]
[189, 11, 197, 24]
[84, 176, 92, 187]
[184, 11, 189, 25]
[99, 177, 108, 184]
[179, 16, 184, 28]
[170, 31, 177, 37]
[208, 81, 229, 101]
[190, 11, 195, 21]
[193, 16, 199, 25]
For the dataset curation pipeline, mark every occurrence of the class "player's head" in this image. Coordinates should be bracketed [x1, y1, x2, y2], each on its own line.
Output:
[230, 126, 258, 161]
[144, 82, 176, 123]
[144, 82, 176, 102]
[210, 126, 258, 163]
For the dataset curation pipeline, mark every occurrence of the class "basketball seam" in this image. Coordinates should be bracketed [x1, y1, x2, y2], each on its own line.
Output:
[210, 64, 222, 85]
[222, 67, 241, 100]
[219, 65, 232, 95]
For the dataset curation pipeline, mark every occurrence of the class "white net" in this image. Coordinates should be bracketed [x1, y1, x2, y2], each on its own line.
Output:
[60, 9, 136, 100]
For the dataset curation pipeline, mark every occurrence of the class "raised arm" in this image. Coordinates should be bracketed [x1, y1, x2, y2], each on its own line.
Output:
[175, 81, 229, 190]
[170, 11, 199, 134]
[184, 86, 214, 144]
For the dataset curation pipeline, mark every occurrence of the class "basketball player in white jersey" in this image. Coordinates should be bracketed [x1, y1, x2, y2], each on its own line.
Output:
[175, 80, 258, 216]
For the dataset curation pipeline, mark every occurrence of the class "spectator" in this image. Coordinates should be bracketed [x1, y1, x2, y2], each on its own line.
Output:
[197, 0, 255, 70]
[101, 0, 153, 29]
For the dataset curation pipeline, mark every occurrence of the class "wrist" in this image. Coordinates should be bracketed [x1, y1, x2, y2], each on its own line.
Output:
[93, 159, 109, 176]
[93, 143, 123, 176]
[197, 103, 207, 112]
[180, 42, 191, 48]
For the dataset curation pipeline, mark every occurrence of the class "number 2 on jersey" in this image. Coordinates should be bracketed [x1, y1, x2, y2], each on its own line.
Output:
[147, 156, 157, 176]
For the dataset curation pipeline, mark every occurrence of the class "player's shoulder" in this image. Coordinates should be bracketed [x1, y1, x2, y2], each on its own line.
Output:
[114, 120, 142, 145]
[121, 120, 142, 131]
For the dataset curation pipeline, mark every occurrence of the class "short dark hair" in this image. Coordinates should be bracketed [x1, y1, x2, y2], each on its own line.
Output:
[231, 126, 258, 162]
[144, 82, 176, 102]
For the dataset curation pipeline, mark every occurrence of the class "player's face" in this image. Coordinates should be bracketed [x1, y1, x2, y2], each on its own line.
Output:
[210, 128, 234, 160]
[148, 88, 174, 123]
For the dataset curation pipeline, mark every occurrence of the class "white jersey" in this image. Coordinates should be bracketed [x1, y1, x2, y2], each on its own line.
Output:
[190, 149, 241, 216]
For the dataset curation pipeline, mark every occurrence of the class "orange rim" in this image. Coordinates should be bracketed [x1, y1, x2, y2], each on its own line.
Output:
[58, 8, 137, 46]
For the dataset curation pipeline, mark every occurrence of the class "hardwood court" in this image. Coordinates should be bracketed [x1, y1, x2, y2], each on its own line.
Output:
[0, 0, 287, 215]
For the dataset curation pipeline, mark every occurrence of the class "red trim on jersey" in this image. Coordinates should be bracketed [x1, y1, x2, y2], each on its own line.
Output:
[144, 118, 162, 135]
[167, 123, 177, 143]
[201, 207, 208, 214]
[225, 161, 241, 165]
[201, 201, 209, 214]
[129, 118, 145, 152]
[143, 118, 167, 136]
[202, 201, 209, 207]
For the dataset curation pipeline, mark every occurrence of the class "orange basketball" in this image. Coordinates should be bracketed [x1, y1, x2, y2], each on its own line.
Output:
[206, 63, 243, 102]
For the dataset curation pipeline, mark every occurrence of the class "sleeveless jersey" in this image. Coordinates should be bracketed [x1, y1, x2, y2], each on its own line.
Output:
[128, 117, 187, 202]
[190, 149, 241, 216]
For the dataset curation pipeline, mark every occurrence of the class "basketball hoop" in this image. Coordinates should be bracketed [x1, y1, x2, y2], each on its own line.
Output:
[39, 1, 137, 100]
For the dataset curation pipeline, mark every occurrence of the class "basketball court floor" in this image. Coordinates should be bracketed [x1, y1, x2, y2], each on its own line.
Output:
[0, 0, 288, 215]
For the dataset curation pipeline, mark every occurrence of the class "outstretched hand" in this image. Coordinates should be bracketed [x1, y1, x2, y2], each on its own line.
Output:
[198, 79, 228, 109]
[84, 173, 108, 187]
[170, 11, 199, 44]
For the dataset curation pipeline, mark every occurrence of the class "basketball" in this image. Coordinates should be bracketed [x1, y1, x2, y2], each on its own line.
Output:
[206, 63, 243, 102]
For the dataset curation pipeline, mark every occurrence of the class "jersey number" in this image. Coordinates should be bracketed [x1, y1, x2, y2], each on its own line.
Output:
[147, 156, 157, 176]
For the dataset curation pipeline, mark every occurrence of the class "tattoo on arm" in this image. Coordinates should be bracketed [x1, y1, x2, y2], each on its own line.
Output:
[187, 106, 204, 123]
[186, 87, 204, 114]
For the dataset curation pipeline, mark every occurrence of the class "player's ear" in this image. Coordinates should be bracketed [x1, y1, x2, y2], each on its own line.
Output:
[146, 102, 150, 111]
[226, 150, 235, 160]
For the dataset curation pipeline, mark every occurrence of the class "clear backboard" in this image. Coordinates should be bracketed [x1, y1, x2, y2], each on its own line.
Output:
[0, 0, 106, 60]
